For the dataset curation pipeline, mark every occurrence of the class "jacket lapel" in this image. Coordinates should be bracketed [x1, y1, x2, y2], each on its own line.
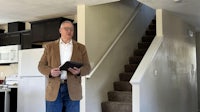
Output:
[54, 39, 61, 66]
[71, 40, 78, 61]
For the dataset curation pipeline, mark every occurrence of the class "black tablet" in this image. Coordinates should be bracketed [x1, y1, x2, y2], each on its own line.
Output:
[59, 61, 83, 71]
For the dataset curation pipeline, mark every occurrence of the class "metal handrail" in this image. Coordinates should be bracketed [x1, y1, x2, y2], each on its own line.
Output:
[86, 3, 143, 79]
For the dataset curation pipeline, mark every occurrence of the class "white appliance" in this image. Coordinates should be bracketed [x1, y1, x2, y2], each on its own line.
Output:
[0, 45, 21, 64]
[17, 48, 46, 112]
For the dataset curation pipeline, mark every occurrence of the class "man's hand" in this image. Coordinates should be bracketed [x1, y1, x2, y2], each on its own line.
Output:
[68, 67, 80, 75]
[50, 68, 61, 77]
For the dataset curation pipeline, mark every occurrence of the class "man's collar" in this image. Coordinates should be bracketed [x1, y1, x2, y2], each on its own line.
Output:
[60, 38, 72, 45]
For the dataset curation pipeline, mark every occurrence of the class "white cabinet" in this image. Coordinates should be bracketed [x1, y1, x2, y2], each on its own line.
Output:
[0, 45, 21, 64]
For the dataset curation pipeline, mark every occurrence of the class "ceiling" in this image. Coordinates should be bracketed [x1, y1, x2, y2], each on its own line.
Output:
[138, 0, 200, 31]
[0, 0, 200, 31]
[0, 0, 119, 24]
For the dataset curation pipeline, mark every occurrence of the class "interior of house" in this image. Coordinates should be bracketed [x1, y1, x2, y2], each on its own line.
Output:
[0, 0, 200, 112]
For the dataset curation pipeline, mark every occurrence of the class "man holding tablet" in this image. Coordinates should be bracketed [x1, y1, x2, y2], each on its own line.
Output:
[38, 20, 91, 112]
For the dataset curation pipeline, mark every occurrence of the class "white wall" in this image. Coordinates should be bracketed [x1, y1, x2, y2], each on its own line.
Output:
[0, 64, 18, 80]
[196, 32, 200, 112]
[139, 9, 197, 112]
[83, 0, 155, 111]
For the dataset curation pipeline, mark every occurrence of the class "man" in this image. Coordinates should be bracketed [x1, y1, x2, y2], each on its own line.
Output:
[38, 20, 91, 112]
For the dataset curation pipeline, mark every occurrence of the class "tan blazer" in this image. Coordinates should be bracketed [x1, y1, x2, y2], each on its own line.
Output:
[38, 39, 91, 101]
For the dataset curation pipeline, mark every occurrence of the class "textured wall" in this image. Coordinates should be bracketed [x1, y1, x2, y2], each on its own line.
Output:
[140, 10, 197, 112]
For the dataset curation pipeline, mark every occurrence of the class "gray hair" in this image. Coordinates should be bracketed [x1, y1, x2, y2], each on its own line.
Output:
[60, 20, 74, 28]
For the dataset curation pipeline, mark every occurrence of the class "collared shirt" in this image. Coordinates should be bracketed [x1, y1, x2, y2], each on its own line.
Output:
[59, 38, 73, 79]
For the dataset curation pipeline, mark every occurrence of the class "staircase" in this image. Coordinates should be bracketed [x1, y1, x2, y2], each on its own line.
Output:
[101, 18, 156, 112]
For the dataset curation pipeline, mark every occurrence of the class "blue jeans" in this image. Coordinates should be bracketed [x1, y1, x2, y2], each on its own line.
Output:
[46, 83, 80, 112]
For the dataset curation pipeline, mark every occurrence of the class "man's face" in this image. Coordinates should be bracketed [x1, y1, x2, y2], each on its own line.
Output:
[59, 22, 74, 41]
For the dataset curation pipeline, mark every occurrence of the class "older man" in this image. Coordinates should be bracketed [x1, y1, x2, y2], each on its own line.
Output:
[38, 20, 91, 112]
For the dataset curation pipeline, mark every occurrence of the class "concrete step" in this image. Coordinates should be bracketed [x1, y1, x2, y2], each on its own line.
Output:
[119, 72, 133, 81]
[145, 29, 156, 35]
[138, 42, 151, 49]
[148, 24, 156, 30]
[108, 91, 132, 103]
[124, 64, 138, 72]
[134, 49, 147, 56]
[142, 35, 154, 42]
[114, 81, 132, 91]
[129, 56, 143, 64]
[102, 101, 132, 112]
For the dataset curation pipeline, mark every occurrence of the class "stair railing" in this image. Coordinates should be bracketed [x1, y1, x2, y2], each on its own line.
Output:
[86, 3, 143, 79]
